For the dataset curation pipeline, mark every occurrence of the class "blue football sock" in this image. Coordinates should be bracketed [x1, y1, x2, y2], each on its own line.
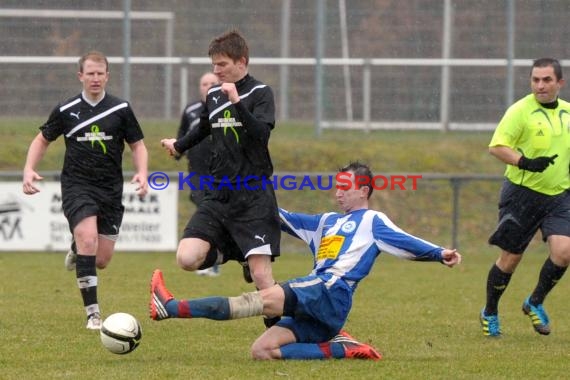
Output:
[280, 342, 344, 360]
[166, 297, 230, 320]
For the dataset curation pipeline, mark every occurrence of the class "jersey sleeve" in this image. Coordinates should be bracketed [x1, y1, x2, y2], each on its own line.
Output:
[39, 105, 65, 142]
[279, 207, 326, 245]
[489, 103, 523, 148]
[372, 213, 443, 262]
[234, 85, 275, 142]
[123, 104, 145, 144]
[174, 109, 210, 153]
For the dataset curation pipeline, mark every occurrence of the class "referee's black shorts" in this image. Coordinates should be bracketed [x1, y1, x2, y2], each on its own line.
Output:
[183, 185, 280, 262]
[488, 180, 570, 254]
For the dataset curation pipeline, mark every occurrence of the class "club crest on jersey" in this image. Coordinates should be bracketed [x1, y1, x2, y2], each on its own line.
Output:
[341, 221, 356, 233]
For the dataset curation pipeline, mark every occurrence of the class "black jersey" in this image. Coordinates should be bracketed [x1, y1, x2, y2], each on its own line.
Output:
[175, 74, 276, 185]
[40, 93, 144, 197]
[176, 100, 212, 175]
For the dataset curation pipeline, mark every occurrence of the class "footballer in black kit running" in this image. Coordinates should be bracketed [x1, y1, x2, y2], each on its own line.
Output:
[54, 92, 144, 225]
[160, 30, 280, 301]
[23, 51, 148, 330]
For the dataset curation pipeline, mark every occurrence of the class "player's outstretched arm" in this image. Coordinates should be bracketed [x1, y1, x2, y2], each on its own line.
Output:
[22, 132, 50, 195]
[129, 140, 149, 198]
[441, 249, 462, 268]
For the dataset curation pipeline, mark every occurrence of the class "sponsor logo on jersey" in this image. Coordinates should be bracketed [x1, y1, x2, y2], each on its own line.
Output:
[76, 124, 113, 154]
[210, 109, 241, 143]
[317, 235, 344, 260]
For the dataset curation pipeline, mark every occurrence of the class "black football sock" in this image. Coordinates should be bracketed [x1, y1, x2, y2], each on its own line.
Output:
[529, 257, 567, 305]
[484, 264, 512, 315]
[76, 254, 99, 316]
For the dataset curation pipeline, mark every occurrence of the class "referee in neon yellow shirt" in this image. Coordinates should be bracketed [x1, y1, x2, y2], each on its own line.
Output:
[481, 58, 570, 337]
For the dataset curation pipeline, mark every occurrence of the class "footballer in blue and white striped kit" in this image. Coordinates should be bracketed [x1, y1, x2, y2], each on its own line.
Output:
[149, 161, 461, 361]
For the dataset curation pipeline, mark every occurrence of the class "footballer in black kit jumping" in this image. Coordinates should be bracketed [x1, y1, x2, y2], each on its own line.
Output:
[160, 30, 281, 325]
[23, 51, 148, 330]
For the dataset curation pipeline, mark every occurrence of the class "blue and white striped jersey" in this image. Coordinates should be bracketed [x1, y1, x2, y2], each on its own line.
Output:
[279, 208, 444, 290]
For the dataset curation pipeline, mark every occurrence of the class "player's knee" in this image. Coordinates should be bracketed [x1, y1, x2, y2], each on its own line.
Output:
[250, 341, 277, 360]
[77, 237, 98, 254]
[176, 252, 201, 271]
[176, 239, 213, 271]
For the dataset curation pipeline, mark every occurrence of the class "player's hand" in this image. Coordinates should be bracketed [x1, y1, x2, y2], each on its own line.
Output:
[518, 154, 558, 172]
[160, 138, 178, 157]
[22, 170, 43, 195]
[220, 82, 240, 104]
[131, 173, 148, 198]
[441, 249, 461, 268]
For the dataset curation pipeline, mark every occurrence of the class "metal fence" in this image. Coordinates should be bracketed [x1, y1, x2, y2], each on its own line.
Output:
[1, 1, 570, 132]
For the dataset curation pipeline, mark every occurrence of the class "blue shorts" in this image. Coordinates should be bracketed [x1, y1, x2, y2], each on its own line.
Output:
[277, 274, 352, 343]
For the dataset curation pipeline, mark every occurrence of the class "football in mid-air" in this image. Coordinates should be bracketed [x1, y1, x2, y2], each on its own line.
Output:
[100, 312, 142, 354]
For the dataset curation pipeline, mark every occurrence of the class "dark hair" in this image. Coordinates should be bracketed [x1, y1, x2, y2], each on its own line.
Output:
[532, 58, 563, 80]
[78, 51, 109, 73]
[208, 29, 249, 65]
[339, 161, 374, 199]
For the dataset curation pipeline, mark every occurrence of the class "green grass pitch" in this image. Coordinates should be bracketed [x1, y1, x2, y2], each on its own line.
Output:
[1, 244, 569, 379]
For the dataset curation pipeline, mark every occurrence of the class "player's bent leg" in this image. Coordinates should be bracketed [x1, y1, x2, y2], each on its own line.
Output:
[73, 216, 98, 246]
[176, 237, 211, 271]
[251, 326, 296, 360]
[72, 217, 102, 328]
[96, 234, 117, 269]
[149, 269, 269, 321]
[276, 332, 382, 360]
[247, 254, 281, 327]
[247, 254, 275, 290]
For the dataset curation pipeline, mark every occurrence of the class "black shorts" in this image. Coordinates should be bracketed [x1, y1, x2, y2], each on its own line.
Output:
[182, 186, 280, 262]
[62, 187, 124, 235]
[488, 180, 570, 254]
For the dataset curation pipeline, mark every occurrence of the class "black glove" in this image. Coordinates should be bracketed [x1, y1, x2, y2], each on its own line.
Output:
[518, 154, 558, 172]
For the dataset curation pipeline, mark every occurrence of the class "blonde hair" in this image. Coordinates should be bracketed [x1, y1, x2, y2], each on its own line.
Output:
[78, 51, 109, 73]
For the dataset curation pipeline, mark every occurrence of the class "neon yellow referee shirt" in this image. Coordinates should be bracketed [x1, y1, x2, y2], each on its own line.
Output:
[489, 93, 570, 195]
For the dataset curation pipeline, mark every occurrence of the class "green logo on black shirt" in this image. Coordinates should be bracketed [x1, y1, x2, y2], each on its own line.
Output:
[222, 109, 239, 143]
